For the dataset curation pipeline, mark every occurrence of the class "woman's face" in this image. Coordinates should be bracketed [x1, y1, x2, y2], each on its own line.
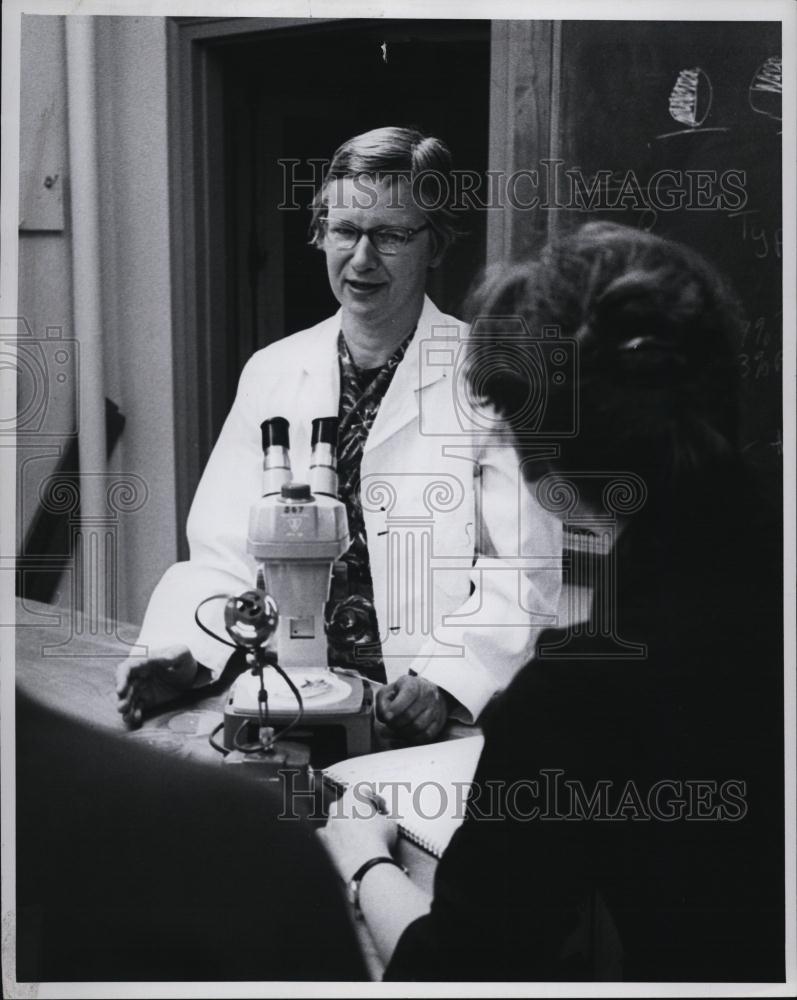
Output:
[322, 176, 440, 333]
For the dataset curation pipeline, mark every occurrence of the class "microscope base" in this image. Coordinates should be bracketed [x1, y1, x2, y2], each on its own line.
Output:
[222, 667, 373, 764]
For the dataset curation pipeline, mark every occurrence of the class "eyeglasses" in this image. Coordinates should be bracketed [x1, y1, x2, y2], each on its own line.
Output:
[321, 220, 430, 256]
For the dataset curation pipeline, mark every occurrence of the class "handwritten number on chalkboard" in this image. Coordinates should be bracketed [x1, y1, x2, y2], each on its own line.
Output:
[738, 345, 780, 381]
[741, 317, 767, 349]
[750, 225, 769, 259]
[755, 318, 770, 347]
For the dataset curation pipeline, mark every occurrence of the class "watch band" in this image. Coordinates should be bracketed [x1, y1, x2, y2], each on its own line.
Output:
[347, 856, 408, 918]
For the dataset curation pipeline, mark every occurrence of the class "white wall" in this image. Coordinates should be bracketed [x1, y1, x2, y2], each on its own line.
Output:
[18, 14, 178, 627]
[95, 15, 177, 626]
[17, 14, 73, 599]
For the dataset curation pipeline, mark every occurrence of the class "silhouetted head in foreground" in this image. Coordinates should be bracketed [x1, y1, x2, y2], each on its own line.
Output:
[467, 221, 745, 532]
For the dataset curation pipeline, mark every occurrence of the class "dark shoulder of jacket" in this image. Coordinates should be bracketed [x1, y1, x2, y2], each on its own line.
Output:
[478, 633, 620, 746]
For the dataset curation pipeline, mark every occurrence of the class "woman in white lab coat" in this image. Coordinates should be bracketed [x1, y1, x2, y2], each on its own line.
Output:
[117, 126, 562, 741]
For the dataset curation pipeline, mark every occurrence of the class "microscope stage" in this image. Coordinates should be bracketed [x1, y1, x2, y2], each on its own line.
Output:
[229, 667, 365, 717]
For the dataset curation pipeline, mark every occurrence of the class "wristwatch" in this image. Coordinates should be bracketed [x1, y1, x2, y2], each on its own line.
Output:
[347, 856, 408, 919]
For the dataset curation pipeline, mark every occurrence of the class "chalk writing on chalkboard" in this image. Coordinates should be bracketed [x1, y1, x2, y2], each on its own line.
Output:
[738, 313, 782, 384]
[658, 56, 783, 141]
[659, 67, 729, 139]
[669, 67, 712, 126]
[727, 211, 783, 260]
[558, 20, 782, 495]
[749, 56, 782, 122]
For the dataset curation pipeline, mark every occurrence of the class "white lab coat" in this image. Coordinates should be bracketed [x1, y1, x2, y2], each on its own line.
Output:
[137, 296, 562, 721]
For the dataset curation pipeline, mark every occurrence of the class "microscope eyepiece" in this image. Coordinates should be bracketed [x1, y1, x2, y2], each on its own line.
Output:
[260, 418, 292, 496]
[311, 416, 338, 447]
[261, 417, 290, 453]
[310, 417, 339, 498]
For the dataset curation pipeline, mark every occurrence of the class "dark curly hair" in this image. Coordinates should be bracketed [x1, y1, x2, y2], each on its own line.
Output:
[467, 221, 744, 516]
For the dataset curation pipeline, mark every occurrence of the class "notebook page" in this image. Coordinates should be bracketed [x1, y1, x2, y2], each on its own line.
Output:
[324, 735, 485, 858]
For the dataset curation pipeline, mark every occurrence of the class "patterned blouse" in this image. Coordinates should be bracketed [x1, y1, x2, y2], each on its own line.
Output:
[326, 329, 414, 682]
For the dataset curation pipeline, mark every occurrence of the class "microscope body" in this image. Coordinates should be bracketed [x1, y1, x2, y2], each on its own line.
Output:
[248, 485, 347, 669]
[222, 418, 374, 762]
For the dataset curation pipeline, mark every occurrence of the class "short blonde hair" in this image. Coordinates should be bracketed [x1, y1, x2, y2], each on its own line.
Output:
[309, 126, 460, 257]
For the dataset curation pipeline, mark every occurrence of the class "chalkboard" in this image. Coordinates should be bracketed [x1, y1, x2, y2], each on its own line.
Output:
[554, 21, 782, 497]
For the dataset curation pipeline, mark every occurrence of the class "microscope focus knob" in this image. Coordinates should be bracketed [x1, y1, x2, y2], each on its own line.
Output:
[281, 482, 312, 502]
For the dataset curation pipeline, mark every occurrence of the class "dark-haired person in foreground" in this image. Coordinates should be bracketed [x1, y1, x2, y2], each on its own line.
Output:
[319, 222, 785, 981]
[16, 688, 366, 982]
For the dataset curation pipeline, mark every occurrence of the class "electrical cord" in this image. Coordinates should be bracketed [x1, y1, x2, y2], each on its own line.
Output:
[231, 663, 305, 755]
[198, 593, 305, 758]
[269, 659, 305, 742]
[258, 666, 269, 731]
[208, 720, 228, 756]
[233, 718, 263, 755]
[194, 594, 241, 649]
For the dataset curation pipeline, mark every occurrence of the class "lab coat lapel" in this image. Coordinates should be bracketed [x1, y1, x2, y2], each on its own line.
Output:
[299, 312, 341, 417]
[363, 296, 451, 456]
[282, 313, 340, 477]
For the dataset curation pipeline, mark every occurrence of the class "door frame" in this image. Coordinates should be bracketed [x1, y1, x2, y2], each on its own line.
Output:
[167, 17, 339, 556]
[166, 16, 560, 554]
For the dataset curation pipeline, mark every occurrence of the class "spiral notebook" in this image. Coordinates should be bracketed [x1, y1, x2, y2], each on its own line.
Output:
[323, 735, 485, 858]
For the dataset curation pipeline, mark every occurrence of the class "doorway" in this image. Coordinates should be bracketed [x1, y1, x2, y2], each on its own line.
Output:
[218, 20, 491, 417]
[167, 18, 517, 549]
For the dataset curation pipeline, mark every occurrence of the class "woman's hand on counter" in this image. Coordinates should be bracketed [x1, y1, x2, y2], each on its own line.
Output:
[376, 674, 449, 743]
[115, 645, 198, 727]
